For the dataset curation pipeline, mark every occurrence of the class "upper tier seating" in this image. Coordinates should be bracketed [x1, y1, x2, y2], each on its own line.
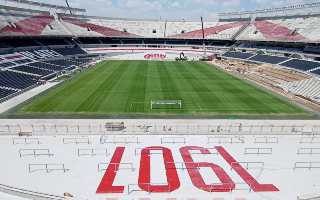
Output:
[281, 59, 320, 72]
[1, 7, 320, 42]
[170, 22, 246, 40]
[0, 70, 38, 90]
[223, 51, 255, 59]
[60, 16, 137, 38]
[237, 18, 318, 42]
[0, 14, 55, 36]
[249, 55, 289, 64]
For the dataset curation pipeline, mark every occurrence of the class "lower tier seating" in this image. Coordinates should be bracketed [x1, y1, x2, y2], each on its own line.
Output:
[0, 70, 38, 90]
[45, 59, 77, 69]
[53, 47, 87, 56]
[28, 62, 64, 71]
[312, 69, 320, 75]
[0, 87, 16, 99]
[249, 55, 289, 64]
[223, 51, 254, 59]
[280, 78, 320, 103]
[0, 62, 16, 68]
[281, 59, 320, 72]
[12, 65, 54, 76]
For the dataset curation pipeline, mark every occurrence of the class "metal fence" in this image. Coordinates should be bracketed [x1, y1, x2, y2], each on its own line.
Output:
[1, 122, 320, 136]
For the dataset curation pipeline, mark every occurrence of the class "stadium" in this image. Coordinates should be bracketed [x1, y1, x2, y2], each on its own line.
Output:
[0, 0, 320, 199]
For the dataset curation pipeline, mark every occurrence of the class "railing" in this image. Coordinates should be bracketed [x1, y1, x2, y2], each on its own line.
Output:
[244, 148, 273, 155]
[98, 162, 135, 172]
[19, 149, 53, 157]
[1, 122, 320, 136]
[28, 163, 69, 173]
[0, 183, 65, 200]
[294, 162, 320, 170]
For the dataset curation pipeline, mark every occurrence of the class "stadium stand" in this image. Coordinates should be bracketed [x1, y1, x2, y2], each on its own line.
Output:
[59, 15, 137, 37]
[236, 17, 319, 42]
[1, 3, 320, 42]
[12, 65, 54, 76]
[170, 21, 247, 39]
[304, 46, 320, 54]
[0, 13, 54, 36]
[52, 46, 87, 56]
[249, 54, 289, 64]
[27, 62, 65, 71]
[253, 20, 305, 41]
[280, 59, 320, 72]
[0, 0, 320, 105]
[312, 69, 320, 75]
[0, 70, 38, 90]
[222, 51, 255, 59]
[44, 59, 77, 69]
[0, 61, 15, 68]
[280, 78, 320, 103]
[0, 87, 15, 100]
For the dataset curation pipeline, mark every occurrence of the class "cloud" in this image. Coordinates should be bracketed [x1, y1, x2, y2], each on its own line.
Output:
[34, 0, 316, 20]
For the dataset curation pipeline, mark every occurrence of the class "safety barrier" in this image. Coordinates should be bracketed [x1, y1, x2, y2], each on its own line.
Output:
[19, 149, 53, 158]
[62, 137, 90, 144]
[100, 136, 140, 144]
[297, 148, 320, 155]
[98, 162, 135, 172]
[244, 148, 273, 155]
[161, 137, 186, 144]
[254, 136, 278, 144]
[28, 164, 69, 173]
[294, 162, 320, 170]
[208, 136, 245, 144]
[77, 148, 108, 157]
[13, 138, 40, 145]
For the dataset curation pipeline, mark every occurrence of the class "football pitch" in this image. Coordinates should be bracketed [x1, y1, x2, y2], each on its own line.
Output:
[15, 60, 307, 118]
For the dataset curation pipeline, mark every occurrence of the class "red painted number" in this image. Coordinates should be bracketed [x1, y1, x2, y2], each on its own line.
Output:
[138, 146, 180, 192]
[215, 146, 279, 192]
[96, 147, 125, 193]
[180, 146, 235, 192]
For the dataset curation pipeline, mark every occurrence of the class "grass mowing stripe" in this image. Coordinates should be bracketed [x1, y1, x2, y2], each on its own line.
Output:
[193, 62, 300, 113]
[155, 61, 185, 113]
[156, 62, 183, 99]
[15, 60, 309, 118]
[74, 60, 129, 112]
[21, 62, 114, 112]
[124, 60, 148, 112]
[190, 62, 264, 112]
[177, 62, 223, 110]
[169, 62, 206, 112]
[65, 61, 123, 112]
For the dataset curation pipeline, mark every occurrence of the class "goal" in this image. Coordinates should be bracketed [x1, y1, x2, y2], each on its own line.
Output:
[151, 100, 182, 110]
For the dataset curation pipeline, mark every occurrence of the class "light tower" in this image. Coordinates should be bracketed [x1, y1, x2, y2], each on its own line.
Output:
[65, 0, 73, 15]
[201, 16, 206, 57]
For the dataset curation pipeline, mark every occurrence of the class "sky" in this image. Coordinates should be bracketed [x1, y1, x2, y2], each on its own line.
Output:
[35, 0, 317, 20]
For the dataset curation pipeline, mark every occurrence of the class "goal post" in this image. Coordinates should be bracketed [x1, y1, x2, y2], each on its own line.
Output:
[151, 100, 182, 110]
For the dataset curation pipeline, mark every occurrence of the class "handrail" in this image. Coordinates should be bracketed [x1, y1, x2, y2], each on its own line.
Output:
[0, 183, 66, 200]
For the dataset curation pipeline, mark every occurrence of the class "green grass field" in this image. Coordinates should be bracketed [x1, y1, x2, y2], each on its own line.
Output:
[16, 60, 307, 118]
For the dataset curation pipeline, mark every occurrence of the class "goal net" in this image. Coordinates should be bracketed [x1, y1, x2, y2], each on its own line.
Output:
[151, 100, 182, 110]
